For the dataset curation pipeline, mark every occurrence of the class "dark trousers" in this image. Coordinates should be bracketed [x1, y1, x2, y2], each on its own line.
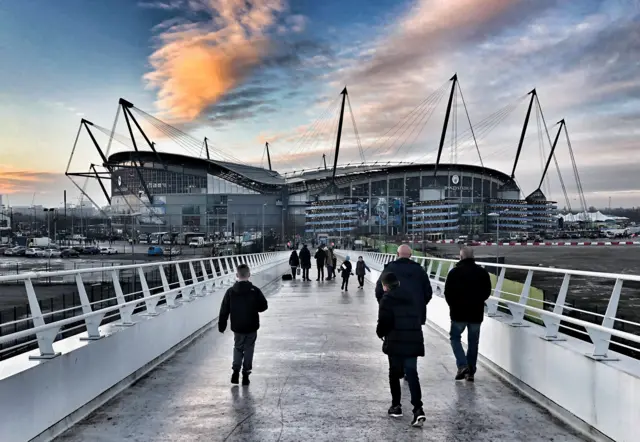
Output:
[341, 274, 350, 289]
[388, 356, 422, 411]
[326, 265, 333, 280]
[302, 267, 309, 280]
[357, 275, 365, 287]
[233, 332, 257, 374]
[450, 321, 481, 374]
[290, 266, 297, 279]
[316, 264, 324, 280]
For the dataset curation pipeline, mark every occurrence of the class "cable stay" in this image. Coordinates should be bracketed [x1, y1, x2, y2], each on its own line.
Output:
[534, 94, 571, 212]
[346, 94, 366, 164]
[563, 121, 588, 216]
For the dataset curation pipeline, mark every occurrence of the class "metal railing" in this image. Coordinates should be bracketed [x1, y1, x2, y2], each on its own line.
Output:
[0, 252, 288, 360]
[352, 251, 640, 361]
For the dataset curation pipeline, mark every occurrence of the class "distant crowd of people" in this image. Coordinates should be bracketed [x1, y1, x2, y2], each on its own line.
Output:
[217, 243, 492, 428]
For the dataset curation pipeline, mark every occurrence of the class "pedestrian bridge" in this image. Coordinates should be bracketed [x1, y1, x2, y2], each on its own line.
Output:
[0, 251, 638, 441]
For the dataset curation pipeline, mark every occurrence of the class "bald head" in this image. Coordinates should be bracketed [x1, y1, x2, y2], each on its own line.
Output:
[397, 244, 412, 258]
[460, 246, 474, 260]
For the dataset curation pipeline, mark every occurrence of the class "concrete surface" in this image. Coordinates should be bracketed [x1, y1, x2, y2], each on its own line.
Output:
[55, 271, 585, 442]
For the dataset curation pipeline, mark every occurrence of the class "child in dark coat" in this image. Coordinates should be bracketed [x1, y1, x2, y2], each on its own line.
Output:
[340, 255, 354, 291]
[355, 256, 371, 289]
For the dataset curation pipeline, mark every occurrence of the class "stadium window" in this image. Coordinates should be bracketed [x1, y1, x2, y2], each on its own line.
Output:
[405, 176, 420, 201]
[389, 178, 403, 197]
[371, 180, 387, 196]
[352, 182, 369, 196]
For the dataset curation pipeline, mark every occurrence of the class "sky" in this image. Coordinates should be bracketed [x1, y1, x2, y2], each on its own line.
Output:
[1, 0, 639, 210]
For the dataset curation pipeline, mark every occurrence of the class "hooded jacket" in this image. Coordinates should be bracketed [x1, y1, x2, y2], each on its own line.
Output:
[375, 258, 432, 324]
[376, 285, 425, 357]
[314, 247, 326, 266]
[289, 251, 300, 267]
[218, 281, 268, 334]
[299, 246, 312, 268]
[355, 260, 371, 276]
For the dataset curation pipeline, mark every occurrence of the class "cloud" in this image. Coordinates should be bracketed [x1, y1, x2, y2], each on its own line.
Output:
[0, 168, 60, 195]
[143, 0, 323, 123]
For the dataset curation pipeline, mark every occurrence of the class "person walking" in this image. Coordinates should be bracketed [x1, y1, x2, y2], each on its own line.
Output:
[331, 250, 338, 279]
[444, 246, 492, 382]
[375, 245, 432, 326]
[299, 244, 311, 281]
[355, 256, 371, 289]
[218, 264, 268, 386]
[314, 246, 326, 281]
[376, 272, 426, 427]
[339, 255, 354, 291]
[288, 250, 300, 279]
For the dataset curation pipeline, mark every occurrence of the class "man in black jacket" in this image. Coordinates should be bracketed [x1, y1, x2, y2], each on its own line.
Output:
[444, 246, 492, 382]
[219, 264, 268, 385]
[299, 244, 311, 281]
[377, 272, 426, 427]
[375, 245, 432, 325]
[314, 246, 326, 281]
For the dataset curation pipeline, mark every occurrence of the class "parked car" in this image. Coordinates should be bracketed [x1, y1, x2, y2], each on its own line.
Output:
[147, 246, 164, 256]
[164, 247, 181, 256]
[61, 248, 80, 258]
[4, 246, 26, 256]
[100, 247, 118, 255]
[82, 246, 101, 255]
[25, 248, 46, 257]
[44, 249, 62, 258]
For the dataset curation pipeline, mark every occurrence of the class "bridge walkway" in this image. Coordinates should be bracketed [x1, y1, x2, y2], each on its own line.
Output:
[55, 274, 585, 442]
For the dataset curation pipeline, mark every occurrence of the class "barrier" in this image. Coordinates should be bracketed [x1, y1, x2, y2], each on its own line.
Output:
[343, 251, 640, 442]
[0, 252, 289, 442]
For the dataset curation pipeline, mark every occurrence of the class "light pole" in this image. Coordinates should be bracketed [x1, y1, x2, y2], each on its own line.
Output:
[262, 203, 266, 252]
[488, 209, 509, 263]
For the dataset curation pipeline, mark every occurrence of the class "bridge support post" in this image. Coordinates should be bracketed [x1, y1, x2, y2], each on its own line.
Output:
[137, 267, 159, 316]
[426, 259, 434, 278]
[508, 269, 532, 327]
[200, 260, 213, 295]
[487, 268, 505, 317]
[586, 278, 622, 361]
[76, 274, 106, 339]
[540, 273, 569, 341]
[189, 262, 203, 297]
[25, 278, 62, 360]
[111, 270, 135, 326]
[158, 264, 177, 308]
[175, 264, 193, 302]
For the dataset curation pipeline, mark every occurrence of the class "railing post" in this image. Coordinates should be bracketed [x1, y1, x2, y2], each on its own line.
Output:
[487, 267, 505, 317]
[111, 270, 135, 326]
[586, 278, 622, 361]
[508, 269, 532, 327]
[226, 257, 236, 284]
[426, 259, 433, 278]
[158, 264, 177, 308]
[137, 267, 159, 316]
[189, 261, 203, 297]
[76, 273, 106, 339]
[200, 260, 213, 294]
[434, 261, 443, 284]
[25, 278, 61, 360]
[540, 273, 569, 341]
[175, 263, 192, 301]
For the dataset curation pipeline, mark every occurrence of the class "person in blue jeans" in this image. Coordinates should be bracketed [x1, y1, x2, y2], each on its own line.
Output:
[376, 272, 426, 427]
[444, 246, 492, 382]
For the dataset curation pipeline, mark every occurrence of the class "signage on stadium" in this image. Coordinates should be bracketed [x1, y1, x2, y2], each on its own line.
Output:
[444, 186, 471, 191]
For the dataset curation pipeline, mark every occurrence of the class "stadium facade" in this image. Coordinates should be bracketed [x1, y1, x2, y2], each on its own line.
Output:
[106, 151, 558, 240]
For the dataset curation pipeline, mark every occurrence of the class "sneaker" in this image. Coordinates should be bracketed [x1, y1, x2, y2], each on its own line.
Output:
[242, 373, 250, 385]
[231, 370, 239, 385]
[465, 372, 474, 382]
[388, 405, 403, 418]
[411, 409, 426, 427]
[455, 366, 469, 380]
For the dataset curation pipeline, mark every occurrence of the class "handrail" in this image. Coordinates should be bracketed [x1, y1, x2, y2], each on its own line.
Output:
[340, 250, 640, 361]
[0, 251, 289, 360]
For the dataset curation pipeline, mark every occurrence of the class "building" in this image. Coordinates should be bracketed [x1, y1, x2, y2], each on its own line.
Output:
[105, 151, 558, 240]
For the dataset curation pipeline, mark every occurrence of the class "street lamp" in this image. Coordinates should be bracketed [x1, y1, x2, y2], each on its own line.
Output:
[262, 203, 267, 252]
[488, 208, 509, 263]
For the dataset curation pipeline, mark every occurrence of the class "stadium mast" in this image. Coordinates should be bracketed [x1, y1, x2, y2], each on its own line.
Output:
[331, 87, 348, 183]
[204, 138, 211, 160]
[537, 119, 564, 192]
[511, 89, 536, 179]
[265, 142, 272, 171]
[433, 74, 458, 178]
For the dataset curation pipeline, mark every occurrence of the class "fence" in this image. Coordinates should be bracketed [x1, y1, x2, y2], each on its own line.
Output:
[0, 252, 288, 361]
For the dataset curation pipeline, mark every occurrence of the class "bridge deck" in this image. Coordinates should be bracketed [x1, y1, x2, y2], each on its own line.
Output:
[56, 273, 584, 441]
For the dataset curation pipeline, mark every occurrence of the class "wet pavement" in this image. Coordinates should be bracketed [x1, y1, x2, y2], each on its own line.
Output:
[56, 271, 585, 442]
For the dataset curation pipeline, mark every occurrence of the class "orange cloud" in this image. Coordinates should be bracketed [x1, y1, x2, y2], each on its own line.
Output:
[0, 169, 59, 194]
[144, 0, 287, 122]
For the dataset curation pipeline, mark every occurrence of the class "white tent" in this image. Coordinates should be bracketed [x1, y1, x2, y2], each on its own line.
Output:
[558, 211, 628, 223]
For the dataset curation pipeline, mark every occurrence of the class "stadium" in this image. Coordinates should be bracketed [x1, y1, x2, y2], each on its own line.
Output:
[66, 78, 590, 244]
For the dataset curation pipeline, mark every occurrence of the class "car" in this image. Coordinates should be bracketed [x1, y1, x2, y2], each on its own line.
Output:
[61, 249, 80, 258]
[4, 246, 26, 256]
[25, 248, 46, 257]
[82, 246, 101, 255]
[147, 246, 164, 256]
[100, 247, 118, 255]
[44, 249, 62, 258]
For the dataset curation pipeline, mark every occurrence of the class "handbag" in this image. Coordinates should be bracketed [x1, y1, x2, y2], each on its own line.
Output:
[296, 267, 301, 275]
